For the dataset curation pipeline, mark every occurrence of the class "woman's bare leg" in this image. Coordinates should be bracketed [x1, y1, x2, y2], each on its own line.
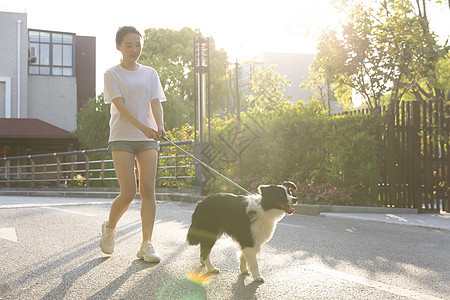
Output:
[135, 149, 158, 241]
[106, 150, 137, 229]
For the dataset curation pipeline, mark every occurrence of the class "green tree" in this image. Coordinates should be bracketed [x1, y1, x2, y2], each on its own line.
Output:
[74, 94, 110, 149]
[244, 64, 292, 114]
[310, 0, 449, 115]
[139, 27, 228, 130]
[76, 28, 229, 149]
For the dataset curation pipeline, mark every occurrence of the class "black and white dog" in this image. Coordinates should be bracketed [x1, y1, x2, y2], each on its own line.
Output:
[186, 181, 297, 282]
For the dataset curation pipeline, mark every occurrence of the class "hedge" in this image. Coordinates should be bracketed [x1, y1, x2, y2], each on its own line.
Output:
[201, 100, 384, 206]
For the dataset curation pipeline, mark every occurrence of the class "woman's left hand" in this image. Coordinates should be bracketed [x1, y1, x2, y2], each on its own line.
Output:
[156, 128, 166, 141]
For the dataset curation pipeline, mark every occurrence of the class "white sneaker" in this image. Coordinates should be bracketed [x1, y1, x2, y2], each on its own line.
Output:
[137, 240, 161, 263]
[100, 221, 116, 255]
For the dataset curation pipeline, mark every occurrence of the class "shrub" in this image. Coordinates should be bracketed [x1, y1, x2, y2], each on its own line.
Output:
[297, 181, 355, 206]
[203, 100, 384, 206]
[159, 123, 195, 188]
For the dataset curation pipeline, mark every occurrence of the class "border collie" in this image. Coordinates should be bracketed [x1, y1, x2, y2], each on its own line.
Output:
[186, 181, 297, 282]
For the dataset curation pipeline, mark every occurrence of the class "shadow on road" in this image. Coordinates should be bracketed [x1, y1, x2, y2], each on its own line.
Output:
[87, 259, 160, 300]
[231, 274, 262, 300]
[41, 257, 109, 300]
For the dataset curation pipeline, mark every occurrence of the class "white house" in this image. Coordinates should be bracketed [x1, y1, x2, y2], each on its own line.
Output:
[0, 10, 96, 156]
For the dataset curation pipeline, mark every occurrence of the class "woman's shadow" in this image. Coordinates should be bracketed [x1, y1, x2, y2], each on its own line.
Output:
[86, 259, 159, 300]
[41, 257, 110, 300]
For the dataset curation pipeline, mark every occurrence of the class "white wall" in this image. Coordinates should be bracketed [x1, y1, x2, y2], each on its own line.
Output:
[28, 75, 77, 132]
[0, 11, 28, 118]
[0, 11, 79, 132]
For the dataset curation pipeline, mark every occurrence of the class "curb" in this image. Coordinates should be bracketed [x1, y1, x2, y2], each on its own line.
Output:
[0, 189, 204, 204]
[1, 190, 418, 214]
[319, 212, 450, 231]
[293, 204, 418, 215]
[0, 190, 121, 199]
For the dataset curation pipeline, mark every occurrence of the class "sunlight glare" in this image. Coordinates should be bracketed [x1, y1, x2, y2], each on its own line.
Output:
[213, 0, 345, 60]
[186, 272, 212, 285]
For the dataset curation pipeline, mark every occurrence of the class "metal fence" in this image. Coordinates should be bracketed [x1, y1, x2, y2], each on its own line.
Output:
[0, 140, 195, 189]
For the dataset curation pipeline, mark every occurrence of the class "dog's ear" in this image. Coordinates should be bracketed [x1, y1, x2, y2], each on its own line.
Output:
[282, 181, 297, 195]
[282, 181, 297, 190]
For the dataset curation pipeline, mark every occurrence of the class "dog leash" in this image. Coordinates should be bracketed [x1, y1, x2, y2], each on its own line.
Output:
[161, 136, 252, 195]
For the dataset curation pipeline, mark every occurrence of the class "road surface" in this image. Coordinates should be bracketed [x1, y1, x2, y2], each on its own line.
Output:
[0, 197, 449, 299]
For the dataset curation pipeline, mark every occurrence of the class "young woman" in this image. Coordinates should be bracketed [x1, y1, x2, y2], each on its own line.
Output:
[100, 26, 166, 263]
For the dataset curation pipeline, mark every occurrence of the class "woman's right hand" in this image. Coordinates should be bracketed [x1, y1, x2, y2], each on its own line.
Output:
[142, 127, 159, 140]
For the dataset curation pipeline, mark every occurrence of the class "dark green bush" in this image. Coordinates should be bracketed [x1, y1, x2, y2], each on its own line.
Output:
[204, 100, 384, 206]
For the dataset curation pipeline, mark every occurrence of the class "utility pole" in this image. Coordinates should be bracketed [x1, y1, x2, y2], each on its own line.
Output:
[193, 37, 210, 192]
[194, 38, 209, 144]
[235, 60, 241, 178]
[326, 76, 331, 115]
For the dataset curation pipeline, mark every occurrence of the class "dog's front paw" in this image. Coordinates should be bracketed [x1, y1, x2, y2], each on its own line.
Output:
[253, 276, 264, 283]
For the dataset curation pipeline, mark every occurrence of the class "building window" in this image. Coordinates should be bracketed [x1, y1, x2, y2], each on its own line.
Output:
[28, 30, 75, 76]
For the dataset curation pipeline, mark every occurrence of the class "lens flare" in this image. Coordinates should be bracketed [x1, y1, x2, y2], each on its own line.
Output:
[157, 276, 208, 300]
[186, 271, 212, 285]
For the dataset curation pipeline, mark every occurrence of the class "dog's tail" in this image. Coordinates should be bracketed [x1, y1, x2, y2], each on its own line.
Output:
[186, 205, 206, 245]
[186, 203, 218, 245]
[186, 225, 201, 245]
[187, 224, 218, 245]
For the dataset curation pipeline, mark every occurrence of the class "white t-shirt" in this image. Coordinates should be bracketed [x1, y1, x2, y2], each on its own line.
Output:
[104, 64, 166, 142]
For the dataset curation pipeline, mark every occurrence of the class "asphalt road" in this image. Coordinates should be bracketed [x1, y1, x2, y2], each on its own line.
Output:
[0, 199, 449, 300]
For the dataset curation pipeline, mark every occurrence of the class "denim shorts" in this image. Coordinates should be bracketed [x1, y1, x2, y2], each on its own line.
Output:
[108, 141, 160, 154]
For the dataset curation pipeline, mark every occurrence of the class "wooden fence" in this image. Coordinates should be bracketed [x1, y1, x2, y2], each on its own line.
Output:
[337, 99, 449, 212]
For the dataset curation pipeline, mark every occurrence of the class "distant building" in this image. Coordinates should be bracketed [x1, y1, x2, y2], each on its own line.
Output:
[0, 11, 96, 156]
[229, 52, 343, 114]
[255, 52, 315, 101]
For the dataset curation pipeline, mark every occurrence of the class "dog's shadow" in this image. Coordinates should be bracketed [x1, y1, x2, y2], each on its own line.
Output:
[187, 264, 262, 299]
[187, 265, 263, 300]
[231, 273, 262, 299]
